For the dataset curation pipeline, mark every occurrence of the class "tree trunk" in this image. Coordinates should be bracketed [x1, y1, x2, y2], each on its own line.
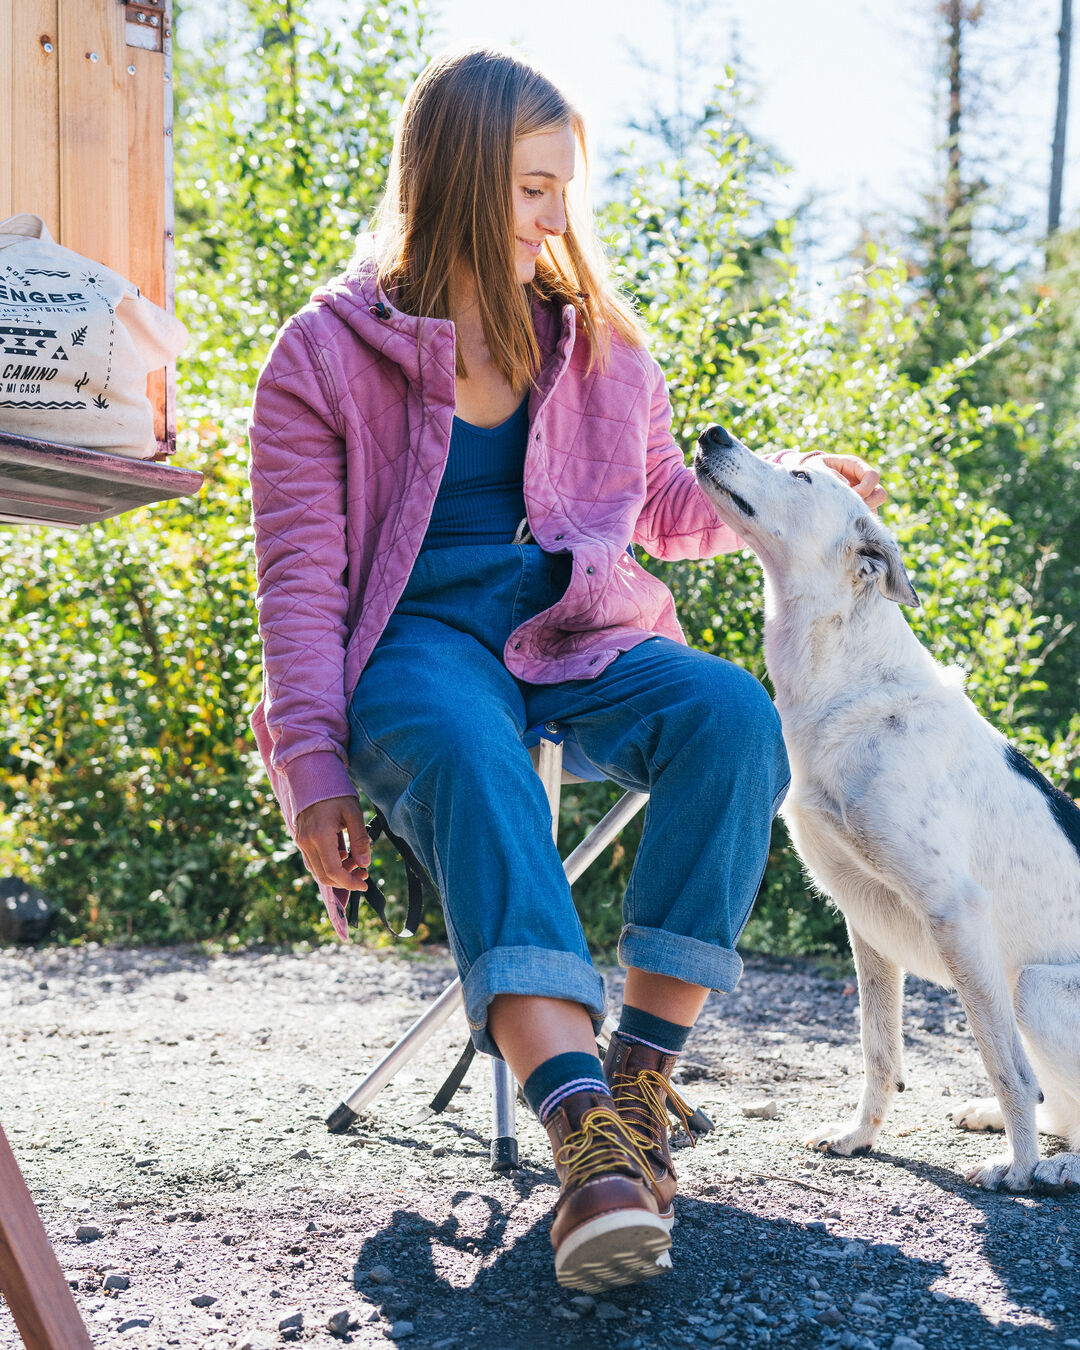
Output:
[1048, 0, 1072, 242]
[945, 0, 964, 221]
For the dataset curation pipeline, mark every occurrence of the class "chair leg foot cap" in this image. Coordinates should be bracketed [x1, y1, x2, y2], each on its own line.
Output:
[326, 1103, 358, 1134]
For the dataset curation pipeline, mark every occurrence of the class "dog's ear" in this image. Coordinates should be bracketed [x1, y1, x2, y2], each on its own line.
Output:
[851, 515, 920, 607]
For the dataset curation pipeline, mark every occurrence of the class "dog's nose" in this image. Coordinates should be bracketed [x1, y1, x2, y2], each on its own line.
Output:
[699, 424, 735, 450]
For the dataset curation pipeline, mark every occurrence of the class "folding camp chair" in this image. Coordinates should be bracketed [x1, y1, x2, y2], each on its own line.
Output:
[325, 726, 714, 1171]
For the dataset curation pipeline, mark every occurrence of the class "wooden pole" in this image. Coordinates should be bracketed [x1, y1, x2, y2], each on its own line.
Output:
[0, 1122, 93, 1350]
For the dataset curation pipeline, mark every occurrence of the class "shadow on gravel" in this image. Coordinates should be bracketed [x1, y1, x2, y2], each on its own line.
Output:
[345, 1191, 986, 1349]
[867, 1147, 1078, 1335]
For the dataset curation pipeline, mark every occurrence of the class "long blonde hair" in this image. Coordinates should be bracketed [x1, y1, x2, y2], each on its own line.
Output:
[372, 46, 645, 384]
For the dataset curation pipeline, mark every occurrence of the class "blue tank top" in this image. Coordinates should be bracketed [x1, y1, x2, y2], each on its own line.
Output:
[421, 397, 530, 550]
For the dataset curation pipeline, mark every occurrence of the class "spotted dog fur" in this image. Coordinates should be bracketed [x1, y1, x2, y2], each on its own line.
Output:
[694, 426, 1080, 1194]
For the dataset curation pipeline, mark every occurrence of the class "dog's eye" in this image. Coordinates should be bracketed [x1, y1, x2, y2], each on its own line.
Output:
[790, 470, 812, 484]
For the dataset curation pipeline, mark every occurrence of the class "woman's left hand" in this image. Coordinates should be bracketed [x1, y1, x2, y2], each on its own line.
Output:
[817, 453, 888, 511]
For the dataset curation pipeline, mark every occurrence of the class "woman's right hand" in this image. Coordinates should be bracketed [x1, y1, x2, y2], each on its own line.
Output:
[294, 796, 371, 891]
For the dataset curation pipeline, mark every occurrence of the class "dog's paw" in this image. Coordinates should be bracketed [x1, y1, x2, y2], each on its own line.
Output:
[950, 1097, 1005, 1133]
[965, 1154, 1034, 1192]
[804, 1120, 878, 1157]
[1031, 1153, 1080, 1196]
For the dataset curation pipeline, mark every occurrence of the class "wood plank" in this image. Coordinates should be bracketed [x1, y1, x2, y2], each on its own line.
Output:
[0, 2, 13, 222]
[11, 0, 60, 235]
[58, 0, 128, 275]
[127, 45, 164, 305]
[0, 1121, 93, 1350]
[128, 37, 167, 440]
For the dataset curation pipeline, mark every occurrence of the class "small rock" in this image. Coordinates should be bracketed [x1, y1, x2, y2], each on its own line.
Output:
[389, 1322, 414, 1339]
[553, 1308, 581, 1321]
[815, 1309, 844, 1327]
[290, 1148, 312, 1161]
[191, 1294, 218, 1308]
[75, 1224, 103, 1242]
[327, 1309, 350, 1338]
[431, 1146, 447, 1158]
[235, 1333, 269, 1350]
[700, 1329, 726, 1345]
[118, 1318, 153, 1332]
[843, 1241, 868, 1259]
[104, 1273, 130, 1291]
[368, 1265, 393, 1285]
[277, 1310, 303, 1333]
[890, 1338, 924, 1350]
[595, 1302, 625, 1320]
[569, 1295, 595, 1312]
[741, 1099, 778, 1119]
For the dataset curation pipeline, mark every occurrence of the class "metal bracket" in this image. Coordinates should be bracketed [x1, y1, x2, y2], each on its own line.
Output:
[120, 0, 165, 52]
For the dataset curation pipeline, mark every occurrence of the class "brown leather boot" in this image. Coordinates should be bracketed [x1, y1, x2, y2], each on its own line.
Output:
[602, 1035, 696, 1226]
[544, 1089, 672, 1292]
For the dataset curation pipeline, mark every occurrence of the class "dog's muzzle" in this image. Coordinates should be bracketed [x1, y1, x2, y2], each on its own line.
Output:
[695, 425, 755, 518]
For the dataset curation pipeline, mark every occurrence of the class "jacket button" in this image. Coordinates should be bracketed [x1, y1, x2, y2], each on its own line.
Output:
[555, 533, 564, 540]
[369, 302, 391, 319]
[589, 657, 598, 665]
[513, 641, 522, 650]
[534, 432, 540, 441]
[586, 565, 594, 574]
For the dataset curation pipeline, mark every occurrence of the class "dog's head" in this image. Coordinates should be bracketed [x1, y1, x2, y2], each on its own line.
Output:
[693, 424, 919, 609]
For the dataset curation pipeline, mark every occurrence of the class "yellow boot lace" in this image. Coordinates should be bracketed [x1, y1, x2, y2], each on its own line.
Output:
[553, 1106, 657, 1187]
[610, 1068, 697, 1169]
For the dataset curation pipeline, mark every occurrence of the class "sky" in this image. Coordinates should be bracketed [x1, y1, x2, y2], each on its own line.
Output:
[427, 0, 1077, 278]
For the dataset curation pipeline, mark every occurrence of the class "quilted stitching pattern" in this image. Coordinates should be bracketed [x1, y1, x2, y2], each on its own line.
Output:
[248, 259, 743, 936]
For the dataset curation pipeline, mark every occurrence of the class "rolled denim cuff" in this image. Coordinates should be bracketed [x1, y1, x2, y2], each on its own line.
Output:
[461, 946, 607, 1059]
[618, 924, 743, 993]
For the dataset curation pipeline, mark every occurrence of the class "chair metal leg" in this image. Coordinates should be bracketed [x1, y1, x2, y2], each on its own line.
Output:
[326, 977, 464, 1132]
[564, 790, 649, 884]
[489, 1058, 519, 1172]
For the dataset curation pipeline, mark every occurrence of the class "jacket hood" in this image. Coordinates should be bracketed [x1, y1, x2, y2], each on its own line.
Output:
[309, 238, 573, 388]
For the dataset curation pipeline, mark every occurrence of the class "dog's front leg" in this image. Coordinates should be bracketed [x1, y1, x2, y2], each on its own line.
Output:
[805, 924, 905, 1157]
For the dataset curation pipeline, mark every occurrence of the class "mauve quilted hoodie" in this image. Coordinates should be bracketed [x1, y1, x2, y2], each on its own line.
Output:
[248, 256, 761, 936]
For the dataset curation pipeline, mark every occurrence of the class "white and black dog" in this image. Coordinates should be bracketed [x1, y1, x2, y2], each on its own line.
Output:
[694, 424, 1080, 1193]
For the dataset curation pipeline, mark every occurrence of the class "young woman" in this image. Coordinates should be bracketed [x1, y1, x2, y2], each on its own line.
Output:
[248, 46, 885, 1293]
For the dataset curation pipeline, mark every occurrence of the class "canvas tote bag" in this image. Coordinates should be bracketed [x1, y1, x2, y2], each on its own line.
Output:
[0, 213, 188, 459]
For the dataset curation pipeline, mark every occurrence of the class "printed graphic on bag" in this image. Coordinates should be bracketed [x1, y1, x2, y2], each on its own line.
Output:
[0, 214, 187, 458]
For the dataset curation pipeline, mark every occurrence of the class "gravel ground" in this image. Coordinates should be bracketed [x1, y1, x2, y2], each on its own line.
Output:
[1, 942, 1078, 1350]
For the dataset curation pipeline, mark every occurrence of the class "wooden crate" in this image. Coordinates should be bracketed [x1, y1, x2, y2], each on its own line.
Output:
[0, 0, 177, 453]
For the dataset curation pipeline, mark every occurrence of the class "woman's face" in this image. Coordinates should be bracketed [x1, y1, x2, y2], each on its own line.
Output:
[511, 124, 576, 283]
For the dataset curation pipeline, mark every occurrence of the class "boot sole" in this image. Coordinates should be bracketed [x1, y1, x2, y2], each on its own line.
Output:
[555, 1209, 672, 1293]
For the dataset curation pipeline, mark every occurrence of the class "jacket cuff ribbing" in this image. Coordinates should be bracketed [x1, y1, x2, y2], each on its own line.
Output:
[283, 750, 357, 821]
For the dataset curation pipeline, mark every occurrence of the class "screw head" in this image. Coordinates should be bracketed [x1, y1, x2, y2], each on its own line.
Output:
[127, 64, 136, 74]
[87, 51, 99, 62]
[41, 36, 54, 53]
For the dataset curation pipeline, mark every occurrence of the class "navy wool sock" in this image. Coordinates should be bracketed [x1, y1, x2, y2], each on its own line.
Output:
[522, 1051, 610, 1125]
[616, 1005, 691, 1055]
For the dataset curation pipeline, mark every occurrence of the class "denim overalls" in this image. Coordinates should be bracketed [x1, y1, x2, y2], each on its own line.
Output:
[346, 542, 789, 1058]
